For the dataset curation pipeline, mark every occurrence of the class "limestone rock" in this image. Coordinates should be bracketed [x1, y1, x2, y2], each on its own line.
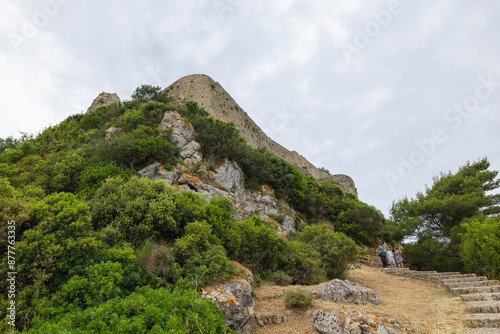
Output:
[234, 186, 278, 220]
[313, 310, 342, 334]
[137, 162, 177, 185]
[277, 215, 296, 237]
[201, 276, 255, 333]
[229, 260, 254, 286]
[214, 159, 245, 194]
[312, 279, 381, 306]
[342, 310, 389, 334]
[177, 173, 234, 201]
[313, 309, 394, 334]
[87, 92, 120, 113]
[180, 141, 201, 159]
[159, 111, 195, 148]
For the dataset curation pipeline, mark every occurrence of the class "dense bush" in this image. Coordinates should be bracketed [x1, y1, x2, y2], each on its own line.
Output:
[27, 287, 233, 333]
[460, 216, 500, 279]
[293, 224, 359, 279]
[284, 288, 314, 309]
[232, 216, 288, 274]
[334, 199, 387, 246]
[89, 176, 177, 245]
[0, 193, 156, 330]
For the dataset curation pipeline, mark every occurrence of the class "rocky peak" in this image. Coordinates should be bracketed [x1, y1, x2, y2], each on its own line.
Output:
[86, 92, 121, 113]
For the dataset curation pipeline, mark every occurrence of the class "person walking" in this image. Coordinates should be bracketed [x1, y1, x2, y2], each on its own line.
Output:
[395, 247, 404, 268]
[378, 246, 388, 268]
[387, 248, 396, 268]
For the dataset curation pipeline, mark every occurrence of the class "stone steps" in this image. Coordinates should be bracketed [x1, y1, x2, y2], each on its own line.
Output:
[382, 267, 500, 329]
[442, 277, 488, 284]
[464, 313, 500, 328]
[446, 280, 500, 290]
[466, 301, 500, 314]
[461, 293, 500, 302]
[451, 286, 500, 296]
[444, 280, 500, 292]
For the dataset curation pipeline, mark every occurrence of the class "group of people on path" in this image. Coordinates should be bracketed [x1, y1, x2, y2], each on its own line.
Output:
[378, 246, 403, 269]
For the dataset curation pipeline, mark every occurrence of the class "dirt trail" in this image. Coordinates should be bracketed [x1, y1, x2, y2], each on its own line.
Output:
[252, 265, 466, 334]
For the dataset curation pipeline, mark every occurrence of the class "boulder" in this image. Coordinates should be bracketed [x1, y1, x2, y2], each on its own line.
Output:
[214, 159, 246, 194]
[313, 309, 395, 334]
[229, 260, 254, 286]
[137, 162, 177, 186]
[201, 276, 255, 333]
[86, 92, 120, 113]
[180, 141, 201, 159]
[313, 310, 342, 334]
[159, 111, 195, 147]
[234, 185, 278, 220]
[312, 279, 381, 306]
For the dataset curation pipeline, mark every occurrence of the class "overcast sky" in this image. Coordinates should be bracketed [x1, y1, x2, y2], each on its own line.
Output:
[1, 0, 499, 217]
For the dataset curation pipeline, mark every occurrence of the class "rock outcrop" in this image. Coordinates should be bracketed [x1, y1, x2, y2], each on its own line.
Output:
[201, 272, 255, 333]
[313, 309, 397, 334]
[163, 74, 357, 197]
[86, 92, 120, 113]
[159, 110, 195, 148]
[312, 279, 381, 306]
[138, 110, 298, 233]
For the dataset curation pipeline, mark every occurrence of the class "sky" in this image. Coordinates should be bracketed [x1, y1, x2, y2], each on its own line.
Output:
[1, 0, 499, 217]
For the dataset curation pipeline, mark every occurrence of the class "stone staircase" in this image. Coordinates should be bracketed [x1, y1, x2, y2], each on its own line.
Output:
[384, 268, 500, 332]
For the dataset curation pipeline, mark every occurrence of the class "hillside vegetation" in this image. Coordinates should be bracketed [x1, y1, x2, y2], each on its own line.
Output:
[0, 86, 393, 332]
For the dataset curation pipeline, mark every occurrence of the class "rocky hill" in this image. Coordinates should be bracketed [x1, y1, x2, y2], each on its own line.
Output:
[163, 74, 358, 197]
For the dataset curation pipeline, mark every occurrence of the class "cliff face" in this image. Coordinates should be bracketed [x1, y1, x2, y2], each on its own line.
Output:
[163, 74, 357, 197]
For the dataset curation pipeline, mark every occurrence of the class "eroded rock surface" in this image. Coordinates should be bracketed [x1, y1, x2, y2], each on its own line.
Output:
[201, 275, 255, 333]
[87, 92, 120, 113]
[312, 279, 381, 306]
[159, 110, 195, 148]
[313, 309, 397, 334]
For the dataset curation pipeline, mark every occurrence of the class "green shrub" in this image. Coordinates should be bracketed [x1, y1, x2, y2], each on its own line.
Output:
[179, 245, 236, 290]
[233, 216, 287, 274]
[460, 216, 500, 279]
[27, 287, 233, 333]
[118, 109, 146, 131]
[284, 288, 314, 309]
[294, 224, 359, 279]
[174, 221, 220, 262]
[89, 176, 176, 245]
[77, 164, 133, 199]
[283, 240, 326, 285]
[131, 84, 162, 102]
[95, 125, 178, 170]
[269, 271, 293, 286]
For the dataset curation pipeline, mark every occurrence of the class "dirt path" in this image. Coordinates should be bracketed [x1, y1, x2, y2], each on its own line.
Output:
[252, 265, 466, 334]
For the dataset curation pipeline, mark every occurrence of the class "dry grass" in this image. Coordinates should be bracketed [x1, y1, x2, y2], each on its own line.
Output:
[252, 265, 466, 334]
